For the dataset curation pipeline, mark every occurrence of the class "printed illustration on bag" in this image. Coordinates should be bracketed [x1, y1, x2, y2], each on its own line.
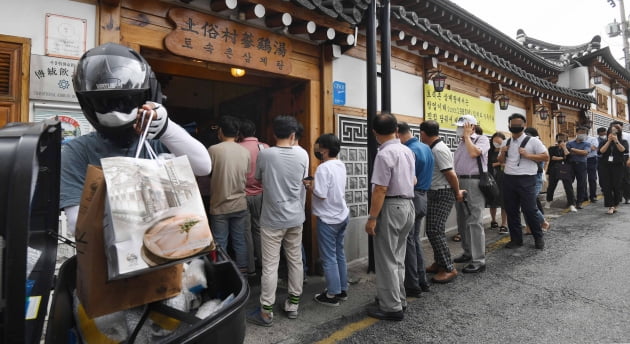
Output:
[101, 156, 213, 278]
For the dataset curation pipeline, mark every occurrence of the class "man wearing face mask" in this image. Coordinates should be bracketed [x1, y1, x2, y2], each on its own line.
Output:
[60, 43, 212, 236]
[451, 115, 490, 273]
[566, 127, 591, 209]
[498, 114, 549, 249]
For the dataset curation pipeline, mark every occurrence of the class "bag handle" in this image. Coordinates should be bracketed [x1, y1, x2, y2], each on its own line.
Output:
[134, 111, 160, 161]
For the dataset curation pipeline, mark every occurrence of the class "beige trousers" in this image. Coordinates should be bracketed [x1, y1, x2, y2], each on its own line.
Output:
[259, 225, 303, 308]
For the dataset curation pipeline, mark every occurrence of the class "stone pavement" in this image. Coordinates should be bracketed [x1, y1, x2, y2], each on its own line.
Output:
[242, 190, 584, 344]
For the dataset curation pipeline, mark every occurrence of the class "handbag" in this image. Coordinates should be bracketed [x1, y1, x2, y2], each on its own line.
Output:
[476, 155, 500, 204]
[100, 117, 214, 280]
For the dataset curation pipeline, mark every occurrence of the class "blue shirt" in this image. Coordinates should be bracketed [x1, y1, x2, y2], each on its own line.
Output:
[586, 136, 599, 159]
[566, 139, 591, 163]
[403, 137, 434, 191]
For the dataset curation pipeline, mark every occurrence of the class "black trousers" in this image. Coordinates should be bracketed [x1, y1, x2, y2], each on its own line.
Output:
[546, 167, 575, 206]
[586, 157, 598, 200]
[599, 162, 625, 207]
[572, 161, 588, 204]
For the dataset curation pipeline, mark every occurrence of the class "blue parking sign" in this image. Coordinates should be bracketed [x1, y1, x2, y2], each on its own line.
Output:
[333, 81, 346, 105]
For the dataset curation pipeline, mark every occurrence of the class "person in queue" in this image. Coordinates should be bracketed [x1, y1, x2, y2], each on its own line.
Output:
[420, 120, 464, 283]
[365, 113, 415, 321]
[306, 133, 350, 307]
[498, 114, 549, 250]
[451, 115, 489, 273]
[397, 121, 434, 296]
[60, 43, 211, 235]
[487, 132, 508, 233]
[598, 123, 629, 214]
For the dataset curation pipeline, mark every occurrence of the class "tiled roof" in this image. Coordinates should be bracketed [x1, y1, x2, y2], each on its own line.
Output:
[288, 0, 595, 105]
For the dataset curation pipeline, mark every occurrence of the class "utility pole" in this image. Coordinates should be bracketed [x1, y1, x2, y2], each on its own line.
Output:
[608, 0, 630, 70]
[618, 0, 630, 70]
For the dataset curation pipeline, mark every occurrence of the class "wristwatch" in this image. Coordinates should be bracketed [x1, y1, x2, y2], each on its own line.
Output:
[368, 215, 378, 221]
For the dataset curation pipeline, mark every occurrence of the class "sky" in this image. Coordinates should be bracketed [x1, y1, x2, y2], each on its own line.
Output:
[449, 0, 626, 64]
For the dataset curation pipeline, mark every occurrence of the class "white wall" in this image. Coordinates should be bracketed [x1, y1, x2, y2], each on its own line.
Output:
[0, 0, 97, 120]
[0, 0, 97, 55]
[332, 54, 424, 117]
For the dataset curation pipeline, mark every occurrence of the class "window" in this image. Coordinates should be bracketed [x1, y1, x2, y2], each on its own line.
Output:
[0, 35, 30, 126]
[597, 91, 609, 112]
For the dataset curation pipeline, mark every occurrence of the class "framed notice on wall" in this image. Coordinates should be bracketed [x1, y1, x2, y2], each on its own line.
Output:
[45, 13, 87, 59]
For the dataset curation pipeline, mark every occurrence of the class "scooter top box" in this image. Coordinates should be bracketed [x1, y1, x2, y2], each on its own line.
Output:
[0, 121, 249, 344]
[0, 120, 61, 344]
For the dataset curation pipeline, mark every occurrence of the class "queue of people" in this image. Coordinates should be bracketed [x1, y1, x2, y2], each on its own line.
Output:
[60, 44, 629, 330]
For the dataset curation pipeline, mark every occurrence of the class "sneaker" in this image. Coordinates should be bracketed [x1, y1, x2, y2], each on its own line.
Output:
[498, 226, 509, 234]
[283, 297, 299, 319]
[246, 307, 273, 327]
[336, 290, 348, 301]
[314, 292, 339, 307]
[569, 205, 577, 212]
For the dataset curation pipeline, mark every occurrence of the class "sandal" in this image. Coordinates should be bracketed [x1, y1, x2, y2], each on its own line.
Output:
[498, 226, 509, 234]
[542, 221, 551, 232]
[490, 221, 499, 229]
[607, 207, 615, 215]
[452, 233, 462, 242]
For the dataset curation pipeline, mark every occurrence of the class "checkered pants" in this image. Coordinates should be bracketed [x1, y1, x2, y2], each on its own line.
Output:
[426, 188, 456, 271]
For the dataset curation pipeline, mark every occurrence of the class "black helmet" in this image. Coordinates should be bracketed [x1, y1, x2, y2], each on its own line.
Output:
[73, 43, 161, 134]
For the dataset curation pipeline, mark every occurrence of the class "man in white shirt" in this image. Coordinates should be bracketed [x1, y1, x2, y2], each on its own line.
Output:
[498, 114, 549, 249]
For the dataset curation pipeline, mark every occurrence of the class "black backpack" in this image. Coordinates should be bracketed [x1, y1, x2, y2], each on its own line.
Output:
[506, 136, 542, 172]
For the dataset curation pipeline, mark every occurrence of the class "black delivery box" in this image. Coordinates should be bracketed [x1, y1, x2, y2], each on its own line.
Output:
[0, 120, 249, 344]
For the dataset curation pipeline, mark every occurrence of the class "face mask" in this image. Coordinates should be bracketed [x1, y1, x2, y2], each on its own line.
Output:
[96, 108, 138, 127]
[600, 135, 607, 140]
[314, 151, 323, 160]
[508, 126, 524, 134]
[493, 142, 502, 149]
[577, 134, 587, 141]
[456, 127, 465, 137]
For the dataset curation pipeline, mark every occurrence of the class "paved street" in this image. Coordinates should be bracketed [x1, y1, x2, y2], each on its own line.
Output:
[244, 197, 630, 344]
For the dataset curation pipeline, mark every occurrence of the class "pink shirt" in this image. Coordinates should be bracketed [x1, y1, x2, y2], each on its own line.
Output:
[239, 137, 269, 196]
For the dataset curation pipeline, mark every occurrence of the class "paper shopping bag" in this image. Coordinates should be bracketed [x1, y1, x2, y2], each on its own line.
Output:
[100, 154, 214, 280]
[75, 165, 183, 318]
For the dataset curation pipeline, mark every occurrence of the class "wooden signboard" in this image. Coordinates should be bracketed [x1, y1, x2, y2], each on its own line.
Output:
[165, 8, 292, 75]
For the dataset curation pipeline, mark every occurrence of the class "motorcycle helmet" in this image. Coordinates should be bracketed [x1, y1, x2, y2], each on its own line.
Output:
[73, 43, 161, 134]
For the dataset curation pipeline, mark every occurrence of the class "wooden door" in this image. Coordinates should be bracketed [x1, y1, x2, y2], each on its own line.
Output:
[0, 35, 31, 126]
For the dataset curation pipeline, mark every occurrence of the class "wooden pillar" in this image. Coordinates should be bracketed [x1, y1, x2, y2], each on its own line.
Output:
[98, 0, 121, 45]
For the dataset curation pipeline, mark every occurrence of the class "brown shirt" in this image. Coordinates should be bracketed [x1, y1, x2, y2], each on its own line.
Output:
[208, 141, 250, 215]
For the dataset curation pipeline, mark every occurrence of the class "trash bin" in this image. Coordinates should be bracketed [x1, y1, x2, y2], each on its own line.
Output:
[0, 121, 249, 344]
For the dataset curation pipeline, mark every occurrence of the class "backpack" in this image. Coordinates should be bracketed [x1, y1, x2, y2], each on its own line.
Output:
[506, 136, 541, 171]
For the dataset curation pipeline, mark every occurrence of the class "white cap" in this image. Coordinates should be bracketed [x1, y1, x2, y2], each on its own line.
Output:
[454, 114, 477, 126]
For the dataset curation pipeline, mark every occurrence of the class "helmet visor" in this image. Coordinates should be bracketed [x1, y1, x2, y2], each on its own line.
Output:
[76, 55, 150, 92]
[89, 90, 147, 114]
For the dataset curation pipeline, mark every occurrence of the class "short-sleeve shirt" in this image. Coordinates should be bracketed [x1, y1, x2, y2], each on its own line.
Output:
[371, 138, 415, 198]
[255, 146, 309, 229]
[208, 141, 250, 215]
[503, 134, 547, 176]
[403, 137, 434, 191]
[599, 138, 629, 164]
[566, 140, 591, 163]
[60, 132, 168, 210]
[312, 159, 350, 224]
[239, 137, 269, 196]
[454, 133, 490, 175]
[429, 139, 454, 189]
